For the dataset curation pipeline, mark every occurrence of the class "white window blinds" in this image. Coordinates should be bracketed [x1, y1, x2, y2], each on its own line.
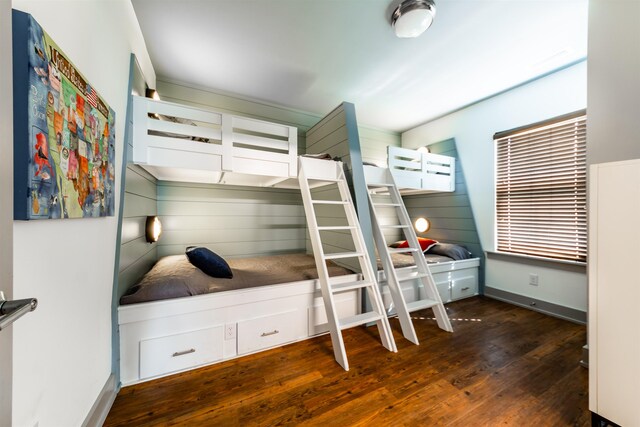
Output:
[495, 111, 587, 263]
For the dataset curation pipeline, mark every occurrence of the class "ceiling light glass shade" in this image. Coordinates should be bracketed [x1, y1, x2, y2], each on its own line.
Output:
[392, 0, 436, 38]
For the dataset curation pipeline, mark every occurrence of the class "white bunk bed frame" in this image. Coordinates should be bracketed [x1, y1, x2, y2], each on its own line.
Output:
[120, 97, 361, 385]
[387, 146, 456, 194]
[132, 95, 299, 187]
[120, 97, 478, 385]
[371, 147, 480, 308]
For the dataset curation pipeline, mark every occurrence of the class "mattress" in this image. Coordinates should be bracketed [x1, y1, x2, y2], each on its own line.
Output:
[377, 252, 455, 270]
[120, 253, 354, 305]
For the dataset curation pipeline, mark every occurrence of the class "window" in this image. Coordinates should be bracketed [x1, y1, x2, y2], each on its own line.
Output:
[494, 111, 587, 263]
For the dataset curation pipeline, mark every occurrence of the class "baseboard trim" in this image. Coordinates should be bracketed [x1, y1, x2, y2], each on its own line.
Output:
[82, 374, 118, 427]
[484, 286, 586, 325]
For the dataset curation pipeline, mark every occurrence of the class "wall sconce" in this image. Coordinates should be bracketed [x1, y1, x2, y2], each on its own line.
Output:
[145, 216, 162, 243]
[414, 217, 430, 233]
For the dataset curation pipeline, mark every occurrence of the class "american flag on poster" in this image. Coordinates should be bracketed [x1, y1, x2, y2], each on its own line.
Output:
[86, 84, 98, 108]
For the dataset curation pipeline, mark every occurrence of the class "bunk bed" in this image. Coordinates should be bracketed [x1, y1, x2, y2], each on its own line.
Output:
[119, 95, 480, 384]
[119, 96, 362, 385]
[364, 153, 480, 310]
[386, 146, 456, 194]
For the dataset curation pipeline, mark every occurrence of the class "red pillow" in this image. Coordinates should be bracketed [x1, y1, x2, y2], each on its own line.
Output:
[397, 237, 438, 252]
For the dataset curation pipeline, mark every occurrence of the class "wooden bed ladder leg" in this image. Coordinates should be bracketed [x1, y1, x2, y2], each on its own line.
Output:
[298, 157, 396, 371]
[364, 166, 453, 345]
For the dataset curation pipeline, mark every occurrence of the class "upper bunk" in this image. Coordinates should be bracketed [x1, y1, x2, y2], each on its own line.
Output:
[386, 146, 455, 194]
[132, 95, 300, 187]
[131, 95, 456, 194]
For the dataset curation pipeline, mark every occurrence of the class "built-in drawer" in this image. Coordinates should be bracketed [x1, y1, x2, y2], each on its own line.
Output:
[139, 325, 224, 380]
[451, 276, 478, 300]
[237, 309, 305, 355]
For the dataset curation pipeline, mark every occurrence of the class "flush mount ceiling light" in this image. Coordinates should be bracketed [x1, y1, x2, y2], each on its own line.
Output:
[391, 0, 436, 38]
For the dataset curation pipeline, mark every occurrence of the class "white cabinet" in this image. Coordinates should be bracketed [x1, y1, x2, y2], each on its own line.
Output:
[589, 159, 640, 426]
[139, 326, 224, 380]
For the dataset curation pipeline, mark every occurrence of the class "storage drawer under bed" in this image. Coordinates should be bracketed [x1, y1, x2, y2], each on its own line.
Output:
[237, 309, 306, 355]
[139, 325, 224, 380]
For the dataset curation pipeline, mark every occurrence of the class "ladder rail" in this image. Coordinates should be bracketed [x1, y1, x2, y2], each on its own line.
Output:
[298, 161, 349, 370]
[334, 165, 397, 352]
[366, 166, 453, 341]
[369, 197, 419, 344]
[298, 157, 397, 370]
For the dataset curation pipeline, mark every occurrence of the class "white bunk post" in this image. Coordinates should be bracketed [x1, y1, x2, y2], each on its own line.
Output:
[132, 96, 149, 165]
[298, 157, 396, 371]
[221, 114, 233, 172]
[364, 166, 453, 344]
[288, 126, 298, 178]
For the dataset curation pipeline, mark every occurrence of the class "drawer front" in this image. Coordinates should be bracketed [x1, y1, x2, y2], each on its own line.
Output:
[140, 325, 224, 379]
[238, 309, 305, 355]
[451, 276, 478, 300]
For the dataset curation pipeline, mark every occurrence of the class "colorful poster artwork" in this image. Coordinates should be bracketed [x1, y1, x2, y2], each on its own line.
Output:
[25, 15, 115, 219]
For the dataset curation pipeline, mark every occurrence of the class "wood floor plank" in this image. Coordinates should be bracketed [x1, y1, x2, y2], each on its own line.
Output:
[105, 297, 588, 426]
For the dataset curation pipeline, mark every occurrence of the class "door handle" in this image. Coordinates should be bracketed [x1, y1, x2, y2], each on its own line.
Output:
[0, 291, 38, 331]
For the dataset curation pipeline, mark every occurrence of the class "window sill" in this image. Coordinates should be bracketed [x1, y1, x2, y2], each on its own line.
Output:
[485, 251, 586, 268]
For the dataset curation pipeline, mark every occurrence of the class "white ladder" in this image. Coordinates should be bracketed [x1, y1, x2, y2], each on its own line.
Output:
[298, 157, 396, 371]
[364, 165, 453, 345]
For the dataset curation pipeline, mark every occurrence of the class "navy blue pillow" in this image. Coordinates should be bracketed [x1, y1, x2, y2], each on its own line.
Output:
[185, 246, 233, 278]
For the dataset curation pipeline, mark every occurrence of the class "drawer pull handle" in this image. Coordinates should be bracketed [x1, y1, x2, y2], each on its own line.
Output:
[461, 287, 470, 291]
[261, 330, 279, 337]
[172, 348, 196, 357]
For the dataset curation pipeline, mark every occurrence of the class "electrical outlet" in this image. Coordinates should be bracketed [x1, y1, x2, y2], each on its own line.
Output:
[529, 273, 539, 286]
[225, 323, 236, 340]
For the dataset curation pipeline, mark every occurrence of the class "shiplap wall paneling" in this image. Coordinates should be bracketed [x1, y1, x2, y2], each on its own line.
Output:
[403, 139, 484, 286]
[359, 126, 401, 166]
[156, 182, 306, 259]
[118, 164, 158, 298]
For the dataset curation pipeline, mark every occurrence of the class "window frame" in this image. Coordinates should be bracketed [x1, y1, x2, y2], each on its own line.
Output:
[494, 109, 587, 265]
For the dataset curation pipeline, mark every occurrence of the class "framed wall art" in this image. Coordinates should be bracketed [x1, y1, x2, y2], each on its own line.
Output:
[12, 10, 116, 220]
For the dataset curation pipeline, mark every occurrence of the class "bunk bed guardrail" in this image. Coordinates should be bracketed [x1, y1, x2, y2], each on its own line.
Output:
[132, 95, 298, 180]
[388, 146, 455, 192]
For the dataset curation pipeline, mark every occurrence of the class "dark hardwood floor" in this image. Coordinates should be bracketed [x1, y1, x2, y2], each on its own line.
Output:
[105, 297, 588, 426]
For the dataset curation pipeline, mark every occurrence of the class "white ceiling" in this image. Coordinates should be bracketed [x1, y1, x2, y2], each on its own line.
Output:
[132, 0, 588, 132]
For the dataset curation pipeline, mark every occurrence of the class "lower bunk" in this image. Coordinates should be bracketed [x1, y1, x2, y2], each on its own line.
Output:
[378, 256, 481, 310]
[118, 253, 360, 386]
[118, 251, 480, 385]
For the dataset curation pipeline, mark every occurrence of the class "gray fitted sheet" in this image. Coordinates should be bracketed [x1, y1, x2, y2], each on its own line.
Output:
[120, 253, 354, 305]
[376, 252, 455, 270]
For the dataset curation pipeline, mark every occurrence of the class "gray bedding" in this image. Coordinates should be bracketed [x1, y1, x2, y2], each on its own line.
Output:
[377, 252, 455, 270]
[120, 253, 354, 305]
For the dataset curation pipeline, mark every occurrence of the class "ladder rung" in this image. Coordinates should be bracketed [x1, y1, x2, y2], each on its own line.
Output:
[324, 252, 363, 260]
[317, 226, 356, 231]
[330, 279, 372, 293]
[311, 200, 348, 205]
[339, 312, 383, 330]
[379, 224, 409, 229]
[367, 183, 394, 188]
[373, 203, 401, 207]
[397, 272, 429, 282]
[387, 247, 420, 254]
[406, 299, 440, 312]
[308, 177, 340, 183]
